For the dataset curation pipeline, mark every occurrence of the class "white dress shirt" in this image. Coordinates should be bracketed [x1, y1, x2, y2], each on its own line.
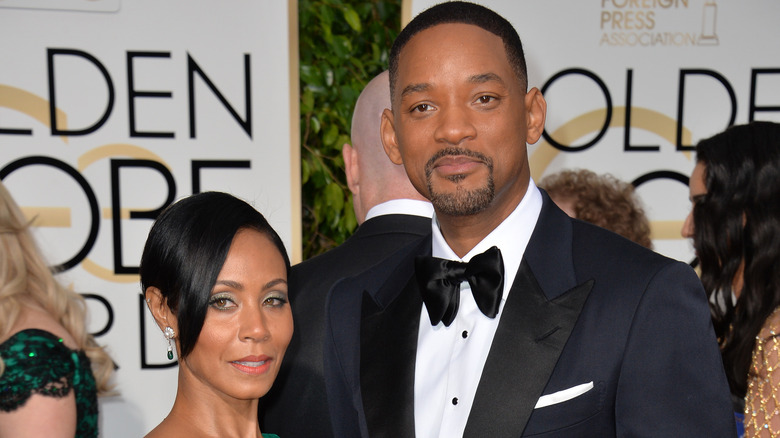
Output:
[364, 199, 434, 222]
[414, 180, 543, 438]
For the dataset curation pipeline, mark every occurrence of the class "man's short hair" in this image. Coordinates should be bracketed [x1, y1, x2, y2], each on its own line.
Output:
[388, 1, 528, 100]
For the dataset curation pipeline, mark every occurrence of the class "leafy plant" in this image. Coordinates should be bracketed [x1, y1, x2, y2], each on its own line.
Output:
[299, 0, 401, 258]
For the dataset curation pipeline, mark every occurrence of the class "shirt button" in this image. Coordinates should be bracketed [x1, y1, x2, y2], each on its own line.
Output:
[462, 330, 468, 338]
[452, 397, 459, 405]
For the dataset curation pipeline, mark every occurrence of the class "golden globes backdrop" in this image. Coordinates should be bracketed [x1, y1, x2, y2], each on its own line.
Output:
[0, 1, 299, 436]
[409, 0, 780, 263]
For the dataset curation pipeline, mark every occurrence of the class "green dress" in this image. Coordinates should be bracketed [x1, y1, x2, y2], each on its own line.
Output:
[0, 329, 98, 437]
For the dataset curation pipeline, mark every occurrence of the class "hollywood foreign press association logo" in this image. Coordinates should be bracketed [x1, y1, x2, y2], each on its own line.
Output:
[599, 0, 719, 47]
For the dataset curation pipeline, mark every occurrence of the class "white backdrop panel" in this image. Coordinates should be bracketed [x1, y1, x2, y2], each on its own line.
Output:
[0, 1, 297, 436]
[409, 0, 780, 263]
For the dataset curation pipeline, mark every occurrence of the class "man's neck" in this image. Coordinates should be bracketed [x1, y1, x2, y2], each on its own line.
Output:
[436, 187, 528, 258]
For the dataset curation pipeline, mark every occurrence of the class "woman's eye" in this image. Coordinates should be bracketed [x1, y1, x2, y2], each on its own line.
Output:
[263, 295, 288, 308]
[208, 295, 236, 310]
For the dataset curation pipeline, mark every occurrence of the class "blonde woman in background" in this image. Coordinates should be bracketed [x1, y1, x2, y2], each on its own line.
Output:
[0, 181, 114, 437]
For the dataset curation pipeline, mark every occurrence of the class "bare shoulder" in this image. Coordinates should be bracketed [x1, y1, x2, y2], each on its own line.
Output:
[145, 420, 174, 438]
[4, 304, 78, 349]
[0, 391, 77, 437]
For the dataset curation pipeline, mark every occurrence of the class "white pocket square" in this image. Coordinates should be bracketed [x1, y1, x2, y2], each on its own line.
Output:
[534, 381, 594, 409]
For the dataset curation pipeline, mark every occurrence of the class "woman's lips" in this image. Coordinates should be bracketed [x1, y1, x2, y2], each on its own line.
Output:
[230, 356, 272, 375]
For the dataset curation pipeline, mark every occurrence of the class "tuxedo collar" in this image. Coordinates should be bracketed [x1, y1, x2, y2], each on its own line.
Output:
[365, 199, 434, 221]
[464, 191, 592, 436]
[360, 269, 422, 438]
[431, 183, 542, 303]
[369, 237, 431, 309]
[352, 214, 431, 241]
[524, 189, 580, 300]
[464, 260, 593, 436]
[358, 192, 591, 437]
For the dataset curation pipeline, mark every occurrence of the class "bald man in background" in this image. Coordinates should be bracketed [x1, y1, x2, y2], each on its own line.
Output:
[259, 71, 433, 438]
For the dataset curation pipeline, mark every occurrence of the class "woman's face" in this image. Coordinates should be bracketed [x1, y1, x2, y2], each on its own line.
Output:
[179, 228, 293, 401]
[681, 161, 707, 240]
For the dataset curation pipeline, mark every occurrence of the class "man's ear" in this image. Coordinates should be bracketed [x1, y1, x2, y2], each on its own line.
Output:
[342, 143, 359, 196]
[381, 108, 403, 165]
[145, 287, 177, 334]
[524, 87, 547, 145]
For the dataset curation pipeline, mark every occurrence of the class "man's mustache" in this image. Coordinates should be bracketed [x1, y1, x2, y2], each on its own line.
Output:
[425, 147, 493, 178]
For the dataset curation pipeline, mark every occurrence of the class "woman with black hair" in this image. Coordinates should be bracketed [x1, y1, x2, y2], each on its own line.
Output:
[682, 121, 780, 437]
[140, 192, 291, 438]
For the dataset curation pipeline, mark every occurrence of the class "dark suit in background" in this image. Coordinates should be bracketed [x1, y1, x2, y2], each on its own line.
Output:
[260, 70, 433, 437]
[260, 212, 430, 437]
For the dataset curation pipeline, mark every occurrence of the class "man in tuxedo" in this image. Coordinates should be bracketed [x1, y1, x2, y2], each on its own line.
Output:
[259, 71, 433, 437]
[324, 2, 735, 437]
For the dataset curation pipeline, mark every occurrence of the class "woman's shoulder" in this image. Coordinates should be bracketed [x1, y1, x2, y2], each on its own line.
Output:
[2, 304, 78, 349]
[1, 327, 70, 348]
[0, 328, 79, 412]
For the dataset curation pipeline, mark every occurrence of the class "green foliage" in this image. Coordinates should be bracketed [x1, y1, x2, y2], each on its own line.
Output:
[299, 0, 400, 258]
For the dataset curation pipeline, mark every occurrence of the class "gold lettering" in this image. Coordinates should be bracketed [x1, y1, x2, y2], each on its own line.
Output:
[600, 11, 612, 29]
[625, 11, 636, 29]
[613, 11, 625, 29]
[646, 11, 655, 29]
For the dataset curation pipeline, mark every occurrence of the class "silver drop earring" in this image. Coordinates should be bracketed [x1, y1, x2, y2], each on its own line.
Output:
[163, 326, 176, 360]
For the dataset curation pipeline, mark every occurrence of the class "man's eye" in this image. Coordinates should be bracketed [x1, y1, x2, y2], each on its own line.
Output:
[412, 103, 431, 113]
[477, 95, 496, 104]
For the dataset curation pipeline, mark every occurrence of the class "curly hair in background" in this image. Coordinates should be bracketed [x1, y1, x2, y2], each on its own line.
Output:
[539, 169, 653, 249]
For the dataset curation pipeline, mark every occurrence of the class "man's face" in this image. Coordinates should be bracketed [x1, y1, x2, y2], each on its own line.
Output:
[382, 23, 545, 221]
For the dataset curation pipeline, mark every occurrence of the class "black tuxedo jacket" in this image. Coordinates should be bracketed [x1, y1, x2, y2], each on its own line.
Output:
[260, 213, 431, 438]
[324, 192, 734, 437]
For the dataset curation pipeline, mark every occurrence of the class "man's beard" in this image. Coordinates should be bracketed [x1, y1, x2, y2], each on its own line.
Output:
[425, 147, 495, 216]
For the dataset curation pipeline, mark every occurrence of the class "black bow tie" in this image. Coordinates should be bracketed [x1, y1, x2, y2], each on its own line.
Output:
[414, 246, 504, 327]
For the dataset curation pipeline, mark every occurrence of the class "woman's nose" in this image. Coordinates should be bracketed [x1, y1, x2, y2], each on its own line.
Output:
[681, 210, 694, 239]
[239, 308, 270, 342]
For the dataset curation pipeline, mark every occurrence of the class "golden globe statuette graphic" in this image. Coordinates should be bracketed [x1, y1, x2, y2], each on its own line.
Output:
[699, 0, 719, 45]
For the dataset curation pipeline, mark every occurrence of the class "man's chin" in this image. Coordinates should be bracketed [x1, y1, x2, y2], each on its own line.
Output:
[430, 189, 494, 217]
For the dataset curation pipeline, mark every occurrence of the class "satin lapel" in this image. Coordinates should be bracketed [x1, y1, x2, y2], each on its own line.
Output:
[464, 260, 593, 437]
[325, 235, 428, 438]
[360, 274, 421, 438]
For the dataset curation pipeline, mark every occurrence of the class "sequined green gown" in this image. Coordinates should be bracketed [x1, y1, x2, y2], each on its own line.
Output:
[0, 329, 98, 437]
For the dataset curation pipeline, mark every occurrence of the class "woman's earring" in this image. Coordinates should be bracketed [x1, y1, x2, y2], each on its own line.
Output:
[163, 326, 176, 360]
